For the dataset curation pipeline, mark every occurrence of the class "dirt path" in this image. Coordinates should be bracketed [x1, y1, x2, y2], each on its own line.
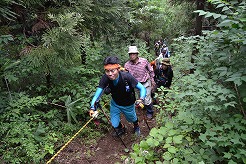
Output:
[53, 109, 157, 164]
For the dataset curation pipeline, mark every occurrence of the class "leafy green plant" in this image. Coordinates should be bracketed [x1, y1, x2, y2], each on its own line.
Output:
[0, 93, 49, 163]
[0, 92, 91, 163]
[64, 95, 83, 124]
[130, 0, 246, 163]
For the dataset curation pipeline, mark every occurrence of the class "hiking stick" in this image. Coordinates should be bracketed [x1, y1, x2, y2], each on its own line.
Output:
[96, 101, 110, 122]
[95, 101, 127, 148]
[142, 106, 151, 131]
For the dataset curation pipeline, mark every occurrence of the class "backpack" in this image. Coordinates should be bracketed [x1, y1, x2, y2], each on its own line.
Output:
[155, 68, 167, 86]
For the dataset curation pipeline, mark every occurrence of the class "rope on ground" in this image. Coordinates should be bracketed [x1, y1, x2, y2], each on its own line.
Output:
[46, 103, 108, 164]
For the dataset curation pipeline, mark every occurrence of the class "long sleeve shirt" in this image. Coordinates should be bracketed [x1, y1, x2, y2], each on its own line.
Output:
[154, 66, 173, 88]
[124, 57, 155, 83]
[90, 72, 146, 109]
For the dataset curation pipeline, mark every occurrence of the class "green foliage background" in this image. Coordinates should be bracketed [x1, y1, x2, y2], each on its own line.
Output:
[130, 1, 246, 164]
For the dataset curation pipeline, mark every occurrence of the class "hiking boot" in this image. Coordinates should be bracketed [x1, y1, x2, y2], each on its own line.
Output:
[145, 103, 154, 119]
[134, 126, 141, 136]
[112, 127, 126, 137]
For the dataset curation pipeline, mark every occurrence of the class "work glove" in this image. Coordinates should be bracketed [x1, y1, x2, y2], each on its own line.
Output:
[119, 67, 128, 72]
[135, 99, 144, 109]
[89, 109, 99, 118]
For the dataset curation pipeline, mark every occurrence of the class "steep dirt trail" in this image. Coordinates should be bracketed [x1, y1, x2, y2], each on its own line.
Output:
[53, 109, 157, 164]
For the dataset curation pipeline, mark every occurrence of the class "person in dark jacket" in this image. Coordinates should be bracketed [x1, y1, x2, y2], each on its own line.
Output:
[89, 56, 146, 136]
[154, 58, 173, 94]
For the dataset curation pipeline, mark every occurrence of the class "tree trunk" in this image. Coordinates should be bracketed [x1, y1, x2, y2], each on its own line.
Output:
[190, 0, 205, 74]
[145, 31, 150, 53]
[90, 33, 95, 47]
[195, 0, 204, 36]
[80, 44, 86, 65]
[45, 72, 51, 88]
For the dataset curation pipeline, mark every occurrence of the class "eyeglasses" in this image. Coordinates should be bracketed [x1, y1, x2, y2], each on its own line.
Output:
[105, 69, 117, 74]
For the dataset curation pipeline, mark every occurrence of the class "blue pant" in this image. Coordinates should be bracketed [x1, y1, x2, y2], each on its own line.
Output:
[110, 99, 137, 128]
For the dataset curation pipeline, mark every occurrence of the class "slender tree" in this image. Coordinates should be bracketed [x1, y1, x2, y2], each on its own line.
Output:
[190, 0, 205, 74]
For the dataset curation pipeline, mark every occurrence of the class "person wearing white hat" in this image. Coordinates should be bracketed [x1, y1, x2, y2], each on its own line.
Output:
[124, 46, 156, 119]
[159, 46, 170, 58]
[127, 46, 138, 54]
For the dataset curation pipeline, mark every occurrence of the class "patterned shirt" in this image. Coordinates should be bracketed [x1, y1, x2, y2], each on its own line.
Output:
[124, 57, 155, 83]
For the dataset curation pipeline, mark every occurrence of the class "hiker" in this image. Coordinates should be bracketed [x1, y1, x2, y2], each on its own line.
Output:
[124, 46, 156, 119]
[89, 56, 146, 136]
[150, 60, 156, 71]
[152, 45, 171, 71]
[154, 40, 162, 56]
[159, 46, 170, 58]
[154, 58, 173, 94]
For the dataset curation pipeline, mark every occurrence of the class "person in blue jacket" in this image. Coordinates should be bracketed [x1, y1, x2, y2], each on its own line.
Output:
[89, 56, 146, 136]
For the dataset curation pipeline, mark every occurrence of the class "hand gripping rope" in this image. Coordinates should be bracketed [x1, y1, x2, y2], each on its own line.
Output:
[46, 104, 105, 164]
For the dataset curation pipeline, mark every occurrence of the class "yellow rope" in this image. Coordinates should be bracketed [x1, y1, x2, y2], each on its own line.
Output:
[46, 102, 108, 164]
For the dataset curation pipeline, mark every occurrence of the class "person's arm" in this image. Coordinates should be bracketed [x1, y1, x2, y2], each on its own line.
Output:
[135, 82, 146, 100]
[166, 68, 173, 88]
[124, 62, 129, 72]
[154, 68, 158, 81]
[169, 69, 174, 87]
[90, 87, 104, 110]
[146, 62, 156, 88]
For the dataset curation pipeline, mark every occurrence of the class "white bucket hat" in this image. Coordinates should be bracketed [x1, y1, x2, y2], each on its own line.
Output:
[128, 46, 139, 54]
